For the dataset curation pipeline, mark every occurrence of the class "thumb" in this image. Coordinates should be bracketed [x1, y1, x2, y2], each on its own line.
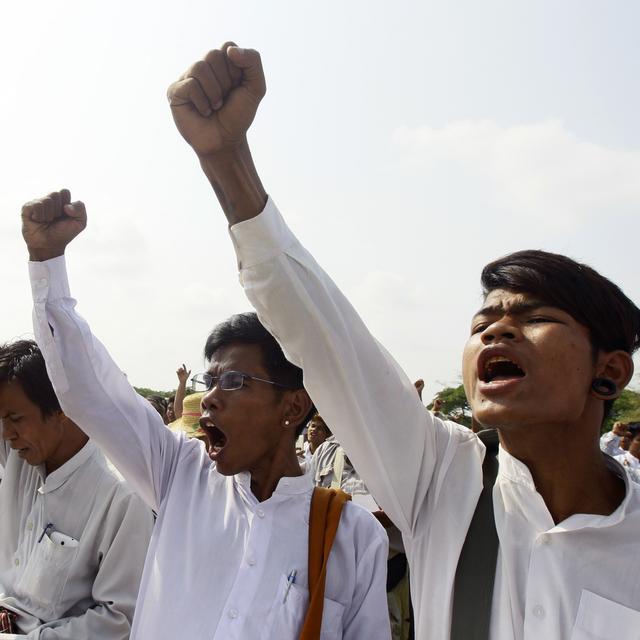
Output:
[63, 201, 87, 220]
[226, 47, 266, 99]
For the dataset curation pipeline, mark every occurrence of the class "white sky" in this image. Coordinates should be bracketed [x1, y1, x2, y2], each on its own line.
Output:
[1, 0, 639, 399]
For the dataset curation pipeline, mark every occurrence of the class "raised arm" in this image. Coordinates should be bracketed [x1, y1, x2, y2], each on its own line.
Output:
[167, 43, 267, 225]
[169, 44, 478, 533]
[22, 191, 186, 510]
[172, 364, 190, 420]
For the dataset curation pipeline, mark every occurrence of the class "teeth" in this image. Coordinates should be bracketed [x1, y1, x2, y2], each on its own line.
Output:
[486, 355, 514, 365]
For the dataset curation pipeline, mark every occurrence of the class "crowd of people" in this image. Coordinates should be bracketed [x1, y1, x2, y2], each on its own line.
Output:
[1, 42, 639, 639]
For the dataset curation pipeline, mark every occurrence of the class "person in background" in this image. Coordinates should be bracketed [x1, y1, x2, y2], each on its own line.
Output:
[306, 413, 332, 459]
[615, 425, 640, 484]
[600, 421, 630, 457]
[172, 364, 191, 420]
[0, 340, 153, 638]
[165, 395, 176, 423]
[147, 394, 168, 422]
[168, 391, 206, 442]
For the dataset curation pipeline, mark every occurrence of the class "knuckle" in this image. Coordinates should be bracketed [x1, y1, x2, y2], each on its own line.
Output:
[189, 60, 209, 77]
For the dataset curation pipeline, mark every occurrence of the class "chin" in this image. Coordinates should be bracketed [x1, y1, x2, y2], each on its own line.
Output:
[472, 399, 529, 430]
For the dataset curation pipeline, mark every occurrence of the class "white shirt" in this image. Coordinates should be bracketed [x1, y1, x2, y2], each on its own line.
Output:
[226, 197, 640, 640]
[600, 431, 625, 457]
[29, 258, 390, 640]
[310, 437, 369, 497]
[0, 439, 153, 639]
[615, 452, 640, 484]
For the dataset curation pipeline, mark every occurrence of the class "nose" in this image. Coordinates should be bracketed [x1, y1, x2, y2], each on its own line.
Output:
[201, 385, 222, 412]
[480, 317, 521, 345]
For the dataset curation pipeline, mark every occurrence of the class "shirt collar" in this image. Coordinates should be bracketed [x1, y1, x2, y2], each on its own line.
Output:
[39, 440, 97, 494]
[497, 445, 634, 530]
[233, 468, 313, 505]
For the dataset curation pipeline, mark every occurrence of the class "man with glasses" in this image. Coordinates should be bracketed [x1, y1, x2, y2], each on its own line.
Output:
[21, 192, 390, 639]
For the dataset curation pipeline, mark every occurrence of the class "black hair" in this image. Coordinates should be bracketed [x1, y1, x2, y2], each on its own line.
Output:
[148, 394, 168, 410]
[0, 339, 61, 418]
[308, 413, 333, 436]
[481, 250, 640, 419]
[204, 312, 315, 436]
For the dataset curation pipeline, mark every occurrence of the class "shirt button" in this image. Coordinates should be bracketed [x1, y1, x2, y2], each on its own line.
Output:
[257, 509, 265, 518]
[247, 558, 256, 566]
[228, 608, 238, 619]
[532, 605, 545, 619]
[14, 558, 20, 566]
[26, 521, 34, 531]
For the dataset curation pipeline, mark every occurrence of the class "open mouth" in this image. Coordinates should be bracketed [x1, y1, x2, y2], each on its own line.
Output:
[480, 355, 526, 383]
[199, 417, 228, 458]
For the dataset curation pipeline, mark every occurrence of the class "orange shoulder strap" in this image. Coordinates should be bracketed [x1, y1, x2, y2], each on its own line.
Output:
[299, 486, 351, 640]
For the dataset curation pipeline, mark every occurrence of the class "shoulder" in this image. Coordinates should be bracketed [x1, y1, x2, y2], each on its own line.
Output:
[338, 500, 388, 548]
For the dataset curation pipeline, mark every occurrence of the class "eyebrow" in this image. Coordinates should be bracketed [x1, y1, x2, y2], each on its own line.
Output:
[473, 299, 550, 319]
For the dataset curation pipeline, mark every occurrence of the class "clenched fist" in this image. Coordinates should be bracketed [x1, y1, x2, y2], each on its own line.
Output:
[22, 189, 87, 261]
[167, 43, 266, 157]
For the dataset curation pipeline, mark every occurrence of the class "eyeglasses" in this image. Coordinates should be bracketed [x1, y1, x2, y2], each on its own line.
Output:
[190, 371, 292, 392]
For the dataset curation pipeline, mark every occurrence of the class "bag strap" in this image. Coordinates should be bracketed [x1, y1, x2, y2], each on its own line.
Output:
[330, 446, 346, 490]
[299, 487, 352, 640]
[450, 429, 500, 640]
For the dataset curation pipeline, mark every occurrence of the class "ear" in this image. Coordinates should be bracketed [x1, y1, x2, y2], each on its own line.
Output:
[592, 350, 634, 400]
[282, 388, 313, 434]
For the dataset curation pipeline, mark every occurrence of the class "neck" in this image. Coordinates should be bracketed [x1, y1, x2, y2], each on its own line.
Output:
[498, 420, 625, 524]
[249, 445, 303, 502]
[45, 424, 89, 475]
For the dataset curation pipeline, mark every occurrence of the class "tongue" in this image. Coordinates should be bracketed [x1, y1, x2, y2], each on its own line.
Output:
[491, 374, 521, 382]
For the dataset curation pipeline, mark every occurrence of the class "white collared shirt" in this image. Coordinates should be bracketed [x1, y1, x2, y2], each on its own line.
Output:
[615, 452, 640, 484]
[225, 197, 640, 640]
[600, 431, 625, 457]
[0, 439, 153, 638]
[29, 257, 390, 640]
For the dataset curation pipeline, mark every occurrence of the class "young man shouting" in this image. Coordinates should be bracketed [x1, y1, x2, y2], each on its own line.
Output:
[163, 43, 640, 639]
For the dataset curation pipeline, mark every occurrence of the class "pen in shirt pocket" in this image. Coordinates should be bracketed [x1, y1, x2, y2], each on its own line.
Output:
[283, 569, 297, 604]
[38, 522, 54, 543]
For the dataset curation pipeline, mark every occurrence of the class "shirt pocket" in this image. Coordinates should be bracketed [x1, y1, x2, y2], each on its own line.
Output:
[264, 573, 345, 640]
[570, 589, 640, 640]
[15, 531, 79, 616]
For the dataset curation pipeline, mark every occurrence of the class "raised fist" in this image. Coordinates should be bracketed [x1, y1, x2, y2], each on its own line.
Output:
[167, 43, 266, 157]
[22, 189, 87, 261]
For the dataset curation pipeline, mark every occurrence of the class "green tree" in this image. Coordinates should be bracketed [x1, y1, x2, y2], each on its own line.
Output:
[427, 384, 472, 427]
[603, 388, 640, 432]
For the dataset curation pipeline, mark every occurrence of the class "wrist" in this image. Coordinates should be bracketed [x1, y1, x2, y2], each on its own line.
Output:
[28, 248, 64, 262]
[197, 140, 267, 225]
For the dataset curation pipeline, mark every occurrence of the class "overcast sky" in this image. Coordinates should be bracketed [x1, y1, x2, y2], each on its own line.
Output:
[2, 0, 639, 399]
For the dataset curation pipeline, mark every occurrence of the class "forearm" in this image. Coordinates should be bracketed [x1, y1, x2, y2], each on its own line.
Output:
[30, 258, 180, 509]
[30, 606, 130, 640]
[198, 140, 267, 226]
[174, 378, 187, 419]
[231, 202, 442, 532]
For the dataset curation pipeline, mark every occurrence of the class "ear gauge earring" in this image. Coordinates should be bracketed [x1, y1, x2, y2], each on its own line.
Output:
[284, 420, 290, 426]
[591, 377, 618, 398]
